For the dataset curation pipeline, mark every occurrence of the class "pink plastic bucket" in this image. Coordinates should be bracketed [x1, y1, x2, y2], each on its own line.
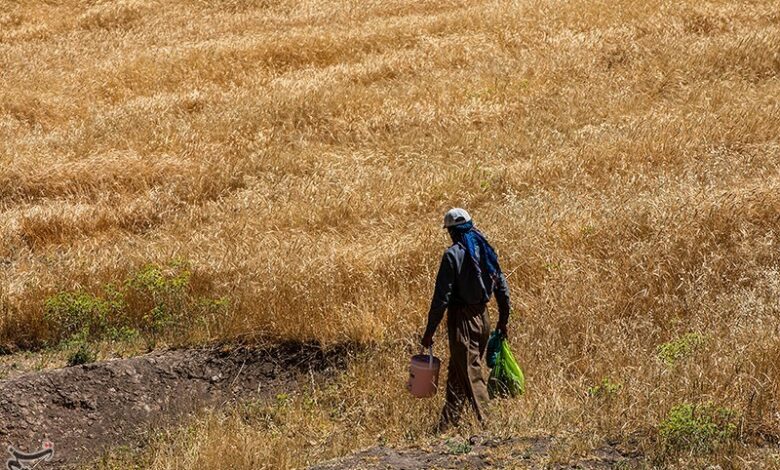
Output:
[407, 348, 441, 398]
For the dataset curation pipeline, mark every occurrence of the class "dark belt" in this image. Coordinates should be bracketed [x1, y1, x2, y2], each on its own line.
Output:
[449, 303, 487, 315]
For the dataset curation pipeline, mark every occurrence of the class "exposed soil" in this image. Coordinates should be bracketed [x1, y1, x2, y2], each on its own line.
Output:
[0, 343, 644, 470]
[310, 435, 642, 469]
[0, 343, 347, 468]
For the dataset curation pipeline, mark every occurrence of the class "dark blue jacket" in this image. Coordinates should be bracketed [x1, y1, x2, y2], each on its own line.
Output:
[424, 242, 511, 337]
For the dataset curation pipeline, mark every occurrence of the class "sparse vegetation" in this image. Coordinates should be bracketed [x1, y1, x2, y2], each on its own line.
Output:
[44, 291, 113, 341]
[42, 262, 224, 348]
[657, 333, 706, 366]
[446, 438, 473, 455]
[0, 0, 778, 468]
[66, 337, 97, 367]
[588, 378, 622, 399]
[659, 403, 738, 453]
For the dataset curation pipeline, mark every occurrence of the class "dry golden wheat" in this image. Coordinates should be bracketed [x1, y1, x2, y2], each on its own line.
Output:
[2, 0, 780, 467]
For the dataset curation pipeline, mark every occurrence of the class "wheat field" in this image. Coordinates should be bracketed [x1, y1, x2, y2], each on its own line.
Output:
[2, 0, 780, 467]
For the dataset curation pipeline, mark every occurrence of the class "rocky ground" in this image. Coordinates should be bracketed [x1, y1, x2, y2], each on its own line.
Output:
[0, 343, 346, 468]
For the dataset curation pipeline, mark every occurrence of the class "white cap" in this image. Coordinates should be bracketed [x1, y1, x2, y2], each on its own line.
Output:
[442, 208, 472, 228]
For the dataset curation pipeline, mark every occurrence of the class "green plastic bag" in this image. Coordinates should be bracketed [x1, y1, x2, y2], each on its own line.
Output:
[488, 336, 525, 398]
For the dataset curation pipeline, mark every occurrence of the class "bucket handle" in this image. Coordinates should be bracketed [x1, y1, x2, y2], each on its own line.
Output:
[418, 346, 434, 369]
[428, 346, 433, 369]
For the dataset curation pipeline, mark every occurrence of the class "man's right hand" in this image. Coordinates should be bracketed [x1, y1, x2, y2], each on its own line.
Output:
[421, 332, 434, 348]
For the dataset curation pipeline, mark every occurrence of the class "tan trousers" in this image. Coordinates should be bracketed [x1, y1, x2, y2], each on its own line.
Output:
[440, 303, 490, 428]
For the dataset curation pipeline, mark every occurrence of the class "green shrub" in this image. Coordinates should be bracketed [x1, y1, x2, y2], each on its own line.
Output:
[126, 261, 193, 333]
[657, 333, 705, 365]
[588, 377, 622, 398]
[43, 260, 224, 349]
[102, 282, 129, 321]
[107, 325, 140, 342]
[127, 262, 191, 297]
[193, 297, 230, 333]
[146, 304, 175, 333]
[44, 291, 111, 340]
[659, 403, 737, 453]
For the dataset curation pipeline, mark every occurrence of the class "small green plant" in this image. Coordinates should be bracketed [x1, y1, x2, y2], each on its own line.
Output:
[446, 439, 472, 455]
[275, 393, 291, 407]
[127, 262, 191, 297]
[194, 297, 230, 333]
[128, 264, 168, 293]
[657, 333, 705, 365]
[145, 305, 174, 332]
[659, 403, 737, 453]
[197, 297, 230, 311]
[588, 377, 622, 398]
[67, 339, 96, 366]
[543, 262, 562, 272]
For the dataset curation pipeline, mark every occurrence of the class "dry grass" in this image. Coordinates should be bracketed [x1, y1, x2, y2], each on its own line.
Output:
[3, 0, 780, 467]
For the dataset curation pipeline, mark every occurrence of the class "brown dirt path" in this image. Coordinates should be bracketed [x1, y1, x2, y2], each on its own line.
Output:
[310, 436, 642, 469]
[0, 343, 347, 468]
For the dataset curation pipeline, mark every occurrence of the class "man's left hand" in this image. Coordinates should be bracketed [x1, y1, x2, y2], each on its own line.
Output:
[496, 321, 509, 339]
[421, 332, 434, 348]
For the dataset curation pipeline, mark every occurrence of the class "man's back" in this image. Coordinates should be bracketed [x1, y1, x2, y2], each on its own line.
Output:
[429, 243, 511, 318]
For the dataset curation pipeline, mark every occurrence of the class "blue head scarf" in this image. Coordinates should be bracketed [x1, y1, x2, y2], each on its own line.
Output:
[448, 221, 502, 293]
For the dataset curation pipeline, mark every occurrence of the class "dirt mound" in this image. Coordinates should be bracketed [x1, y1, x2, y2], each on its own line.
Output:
[310, 436, 640, 469]
[0, 343, 347, 468]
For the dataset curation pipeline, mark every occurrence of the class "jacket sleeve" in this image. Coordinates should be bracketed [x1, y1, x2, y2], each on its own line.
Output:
[424, 251, 456, 338]
[494, 271, 511, 326]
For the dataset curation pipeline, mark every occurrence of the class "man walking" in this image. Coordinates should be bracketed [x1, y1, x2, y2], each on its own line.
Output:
[421, 208, 511, 431]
